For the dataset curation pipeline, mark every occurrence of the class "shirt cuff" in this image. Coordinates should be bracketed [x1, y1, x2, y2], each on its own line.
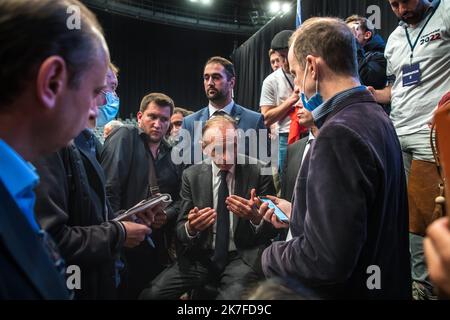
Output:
[250, 218, 263, 229]
[185, 222, 200, 239]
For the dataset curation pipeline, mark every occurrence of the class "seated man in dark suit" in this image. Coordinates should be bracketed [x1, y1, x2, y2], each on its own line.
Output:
[178, 56, 269, 165]
[140, 115, 277, 300]
[0, 0, 111, 299]
[280, 108, 318, 202]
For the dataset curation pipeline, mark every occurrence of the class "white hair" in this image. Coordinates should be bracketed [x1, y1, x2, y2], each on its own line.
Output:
[104, 120, 123, 130]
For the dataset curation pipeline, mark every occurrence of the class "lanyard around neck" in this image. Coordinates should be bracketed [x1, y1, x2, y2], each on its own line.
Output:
[281, 68, 294, 91]
[404, 5, 437, 64]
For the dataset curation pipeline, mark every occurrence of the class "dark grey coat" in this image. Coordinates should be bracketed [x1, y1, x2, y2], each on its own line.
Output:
[176, 157, 277, 274]
[33, 131, 125, 300]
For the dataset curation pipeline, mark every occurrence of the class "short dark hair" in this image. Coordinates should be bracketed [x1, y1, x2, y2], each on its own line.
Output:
[291, 17, 358, 77]
[0, 0, 106, 106]
[268, 49, 277, 58]
[140, 92, 175, 115]
[173, 107, 193, 117]
[204, 56, 235, 80]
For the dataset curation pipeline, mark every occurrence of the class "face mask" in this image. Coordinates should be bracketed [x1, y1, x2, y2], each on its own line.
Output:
[300, 61, 323, 112]
[97, 91, 120, 127]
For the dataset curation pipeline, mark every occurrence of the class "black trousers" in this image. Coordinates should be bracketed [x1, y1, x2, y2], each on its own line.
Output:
[118, 240, 165, 299]
[139, 251, 261, 300]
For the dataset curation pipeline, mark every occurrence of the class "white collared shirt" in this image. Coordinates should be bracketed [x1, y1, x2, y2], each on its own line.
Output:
[211, 161, 236, 251]
[208, 100, 234, 118]
[286, 131, 315, 241]
[300, 131, 316, 168]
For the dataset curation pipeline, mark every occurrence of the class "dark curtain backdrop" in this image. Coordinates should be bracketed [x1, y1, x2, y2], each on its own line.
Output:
[91, 8, 247, 118]
[233, 0, 399, 112]
[301, 0, 398, 41]
[232, 11, 295, 111]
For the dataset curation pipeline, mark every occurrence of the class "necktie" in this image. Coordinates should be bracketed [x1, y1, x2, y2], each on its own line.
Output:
[212, 170, 230, 271]
[211, 110, 226, 118]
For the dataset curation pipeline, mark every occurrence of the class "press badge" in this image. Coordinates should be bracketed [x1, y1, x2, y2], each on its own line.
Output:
[402, 63, 421, 87]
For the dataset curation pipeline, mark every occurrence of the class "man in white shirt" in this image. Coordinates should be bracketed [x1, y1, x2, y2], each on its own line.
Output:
[269, 49, 285, 72]
[260, 30, 305, 176]
[370, 0, 450, 300]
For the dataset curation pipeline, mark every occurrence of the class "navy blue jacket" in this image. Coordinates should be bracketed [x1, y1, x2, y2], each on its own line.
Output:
[0, 182, 69, 299]
[180, 103, 268, 164]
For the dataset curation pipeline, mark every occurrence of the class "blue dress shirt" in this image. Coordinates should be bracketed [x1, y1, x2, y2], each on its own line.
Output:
[0, 139, 40, 232]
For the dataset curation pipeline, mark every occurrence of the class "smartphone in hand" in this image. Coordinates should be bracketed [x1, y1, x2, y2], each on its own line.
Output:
[259, 197, 289, 223]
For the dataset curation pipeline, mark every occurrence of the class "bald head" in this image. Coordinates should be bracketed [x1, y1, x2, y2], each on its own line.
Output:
[201, 115, 238, 170]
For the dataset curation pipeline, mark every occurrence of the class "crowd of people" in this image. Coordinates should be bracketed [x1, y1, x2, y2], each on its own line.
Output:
[1, 0, 450, 300]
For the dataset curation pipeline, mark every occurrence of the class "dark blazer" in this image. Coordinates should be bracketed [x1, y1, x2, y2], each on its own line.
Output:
[262, 90, 411, 299]
[280, 136, 309, 202]
[358, 34, 387, 90]
[100, 125, 183, 298]
[100, 126, 182, 219]
[176, 156, 277, 273]
[33, 132, 125, 300]
[0, 181, 69, 299]
[180, 103, 268, 164]
[77, 129, 103, 161]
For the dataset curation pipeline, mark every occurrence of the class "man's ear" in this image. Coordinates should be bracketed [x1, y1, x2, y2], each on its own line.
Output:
[306, 55, 319, 81]
[364, 31, 373, 41]
[36, 56, 67, 110]
[137, 111, 143, 126]
[229, 76, 236, 89]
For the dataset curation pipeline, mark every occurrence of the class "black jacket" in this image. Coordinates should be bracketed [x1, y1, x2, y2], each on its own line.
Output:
[281, 136, 309, 202]
[357, 34, 387, 90]
[364, 33, 385, 53]
[33, 131, 126, 300]
[100, 125, 183, 298]
[100, 126, 182, 219]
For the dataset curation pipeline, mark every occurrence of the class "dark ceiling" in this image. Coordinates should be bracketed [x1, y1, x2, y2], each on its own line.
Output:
[82, 0, 294, 35]
[125, 0, 270, 24]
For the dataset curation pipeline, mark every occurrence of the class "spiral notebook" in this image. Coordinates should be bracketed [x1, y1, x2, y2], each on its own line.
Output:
[113, 194, 172, 221]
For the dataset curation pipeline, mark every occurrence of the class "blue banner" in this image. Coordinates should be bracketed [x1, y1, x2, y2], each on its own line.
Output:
[296, 0, 302, 28]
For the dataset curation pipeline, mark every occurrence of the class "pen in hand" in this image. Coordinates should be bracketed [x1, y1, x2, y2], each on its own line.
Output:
[132, 215, 155, 248]
[145, 234, 155, 248]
